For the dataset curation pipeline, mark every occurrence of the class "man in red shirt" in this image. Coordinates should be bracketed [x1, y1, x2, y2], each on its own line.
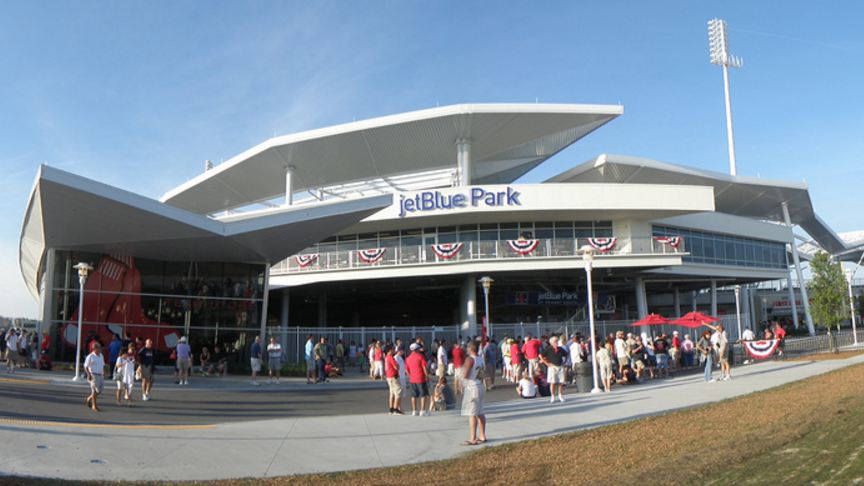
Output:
[452, 342, 466, 394]
[522, 334, 542, 377]
[510, 339, 523, 382]
[773, 322, 787, 358]
[384, 346, 404, 415]
[404, 343, 430, 416]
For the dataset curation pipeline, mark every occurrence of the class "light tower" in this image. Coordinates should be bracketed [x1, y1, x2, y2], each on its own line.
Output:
[707, 18, 743, 176]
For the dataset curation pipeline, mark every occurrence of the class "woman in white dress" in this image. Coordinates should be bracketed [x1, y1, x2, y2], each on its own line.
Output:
[114, 343, 137, 406]
[461, 341, 487, 446]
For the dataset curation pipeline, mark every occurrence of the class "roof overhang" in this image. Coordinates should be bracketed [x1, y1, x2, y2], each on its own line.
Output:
[19, 165, 391, 297]
[548, 154, 848, 254]
[160, 103, 623, 214]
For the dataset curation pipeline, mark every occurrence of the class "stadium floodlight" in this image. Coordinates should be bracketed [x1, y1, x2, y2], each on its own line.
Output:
[707, 18, 743, 176]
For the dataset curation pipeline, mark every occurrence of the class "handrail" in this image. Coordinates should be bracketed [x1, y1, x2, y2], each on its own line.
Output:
[272, 236, 686, 275]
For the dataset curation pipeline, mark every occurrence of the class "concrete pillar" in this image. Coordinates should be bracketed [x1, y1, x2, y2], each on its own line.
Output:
[782, 202, 815, 335]
[39, 248, 57, 341]
[284, 165, 296, 206]
[635, 277, 648, 318]
[710, 280, 718, 317]
[741, 286, 752, 331]
[259, 263, 271, 342]
[786, 258, 800, 329]
[460, 276, 477, 335]
[456, 138, 472, 186]
[692, 290, 698, 312]
[317, 292, 327, 327]
[280, 289, 290, 350]
[673, 287, 681, 317]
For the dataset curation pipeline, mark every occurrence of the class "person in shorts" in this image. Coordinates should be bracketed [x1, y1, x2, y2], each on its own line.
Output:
[137, 338, 156, 401]
[114, 343, 136, 406]
[267, 336, 283, 384]
[83, 342, 105, 412]
[540, 335, 567, 403]
[653, 333, 670, 378]
[304, 335, 315, 384]
[614, 331, 628, 376]
[249, 336, 262, 386]
[175, 336, 192, 386]
[404, 343, 429, 416]
[384, 345, 404, 415]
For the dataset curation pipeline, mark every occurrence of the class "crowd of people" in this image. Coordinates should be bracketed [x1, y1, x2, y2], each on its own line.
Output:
[2, 327, 51, 373]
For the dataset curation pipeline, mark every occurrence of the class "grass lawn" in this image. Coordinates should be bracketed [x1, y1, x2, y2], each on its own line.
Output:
[3, 360, 864, 486]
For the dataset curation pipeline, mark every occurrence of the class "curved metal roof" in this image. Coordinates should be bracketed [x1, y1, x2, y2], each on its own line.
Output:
[19, 166, 390, 297]
[548, 154, 848, 255]
[160, 103, 623, 214]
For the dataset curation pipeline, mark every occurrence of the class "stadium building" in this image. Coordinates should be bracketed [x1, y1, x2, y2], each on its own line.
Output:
[20, 103, 864, 363]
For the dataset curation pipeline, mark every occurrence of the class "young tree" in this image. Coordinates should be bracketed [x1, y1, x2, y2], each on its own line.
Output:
[808, 252, 848, 351]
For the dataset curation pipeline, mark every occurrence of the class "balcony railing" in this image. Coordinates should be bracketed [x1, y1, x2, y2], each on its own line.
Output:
[272, 236, 685, 275]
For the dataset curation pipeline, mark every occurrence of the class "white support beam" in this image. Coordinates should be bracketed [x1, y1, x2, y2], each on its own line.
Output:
[783, 202, 816, 335]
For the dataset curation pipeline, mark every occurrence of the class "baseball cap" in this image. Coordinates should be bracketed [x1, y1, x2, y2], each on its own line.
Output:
[409, 343, 419, 351]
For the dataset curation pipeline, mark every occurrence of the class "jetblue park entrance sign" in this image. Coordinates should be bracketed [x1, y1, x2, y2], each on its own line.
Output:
[399, 187, 521, 217]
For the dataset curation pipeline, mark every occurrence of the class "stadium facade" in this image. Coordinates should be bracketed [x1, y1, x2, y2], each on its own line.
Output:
[20, 103, 864, 362]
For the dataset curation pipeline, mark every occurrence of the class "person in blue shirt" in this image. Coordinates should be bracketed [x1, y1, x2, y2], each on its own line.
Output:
[107, 334, 123, 377]
[250, 336, 262, 386]
[305, 335, 315, 384]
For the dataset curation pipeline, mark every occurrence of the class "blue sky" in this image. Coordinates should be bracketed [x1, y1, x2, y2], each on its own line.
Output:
[2, 1, 862, 317]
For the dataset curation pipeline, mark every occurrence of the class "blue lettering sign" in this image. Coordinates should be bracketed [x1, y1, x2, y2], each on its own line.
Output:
[398, 187, 522, 217]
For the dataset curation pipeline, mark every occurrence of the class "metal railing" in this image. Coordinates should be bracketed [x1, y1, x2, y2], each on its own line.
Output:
[272, 236, 686, 275]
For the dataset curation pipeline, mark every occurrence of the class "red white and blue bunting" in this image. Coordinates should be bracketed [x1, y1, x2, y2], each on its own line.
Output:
[743, 339, 780, 359]
[431, 242, 464, 260]
[357, 248, 387, 264]
[507, 239, 539, 255]
[587, 237, 617, 253]
[653, 236, 683, 248]
[295, 254, 319, 268]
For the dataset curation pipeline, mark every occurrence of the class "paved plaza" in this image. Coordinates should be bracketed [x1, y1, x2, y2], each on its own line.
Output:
[2, 354, 863, 481]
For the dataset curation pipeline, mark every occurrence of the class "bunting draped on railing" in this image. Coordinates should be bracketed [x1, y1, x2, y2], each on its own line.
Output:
[653, 236, 682, 248]
[357, 248, 387, 264]
[743, 339, 780, 359]
[507, 239, 539, 255]
[295, 254, 319, 268]
[431, 242, 464, 260]
[586, 237, 617, 252]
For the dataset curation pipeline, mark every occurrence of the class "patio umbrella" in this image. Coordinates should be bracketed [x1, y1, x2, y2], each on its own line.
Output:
[629, 313, 670, 327]
[669, 311, 719, 328]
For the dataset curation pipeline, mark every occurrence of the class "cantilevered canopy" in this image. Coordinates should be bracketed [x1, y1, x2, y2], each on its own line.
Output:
[548, 154, 847, 255]
[161, 103, 623, 215]
[19, 166, 391, 297]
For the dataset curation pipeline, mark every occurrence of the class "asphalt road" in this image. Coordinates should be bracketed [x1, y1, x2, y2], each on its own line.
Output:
[0, 374, 523, 426]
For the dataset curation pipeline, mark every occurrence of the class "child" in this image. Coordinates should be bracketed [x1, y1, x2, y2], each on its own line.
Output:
[430, 376, 447, 412]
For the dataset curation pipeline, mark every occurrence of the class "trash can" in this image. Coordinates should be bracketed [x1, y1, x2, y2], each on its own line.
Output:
[575, 362, 593, 393]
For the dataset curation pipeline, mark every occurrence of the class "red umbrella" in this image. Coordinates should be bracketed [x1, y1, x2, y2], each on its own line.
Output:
[629, 313, 670, 327]
[669, 311, 719, 328]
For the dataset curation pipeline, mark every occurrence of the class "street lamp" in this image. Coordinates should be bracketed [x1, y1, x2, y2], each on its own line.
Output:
[479, 276, 494, 340]
[72, 262, 93, 381]
[580, 245, 601, 394]
[845, 269, 859, 346]
[707, 18, 743, 176]
[734, 285, 743, 341]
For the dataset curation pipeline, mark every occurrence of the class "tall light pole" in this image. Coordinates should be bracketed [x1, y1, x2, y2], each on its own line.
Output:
[845, 269, 859, 346]
[479, 276, 494, 340]
[72, 262, 93, 381]
[581, 246, 601, 394]
[707, 18, 743, 176]
[734, 285, 743, 341]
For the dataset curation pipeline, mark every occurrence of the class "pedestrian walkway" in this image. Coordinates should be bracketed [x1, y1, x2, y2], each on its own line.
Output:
[1, 354, 862, 481]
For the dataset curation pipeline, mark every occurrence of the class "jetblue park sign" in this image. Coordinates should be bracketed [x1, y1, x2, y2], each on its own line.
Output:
[398, 187, 522, 217]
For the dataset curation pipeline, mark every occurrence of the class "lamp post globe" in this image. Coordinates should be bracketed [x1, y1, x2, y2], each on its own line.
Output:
[580, 246, 601, 393]
[71, 262, 93, 381]
[478, 276, 494, 340]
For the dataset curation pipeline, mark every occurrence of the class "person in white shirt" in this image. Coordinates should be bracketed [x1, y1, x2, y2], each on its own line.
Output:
[5, 330, 19, 373]
[516, 372, 537, 399]
[741, 328, 755, 341]
[267, 337, 283, 384]
[436, 340, 449, 378]
[613, 331, 628, 375]
[83, 342, 106, 412]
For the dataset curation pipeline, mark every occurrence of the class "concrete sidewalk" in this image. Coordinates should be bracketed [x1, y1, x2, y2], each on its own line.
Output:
[1, 355, 862, 481]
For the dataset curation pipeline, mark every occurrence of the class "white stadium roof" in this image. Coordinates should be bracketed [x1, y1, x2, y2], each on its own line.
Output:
[19, 166, 390, 297]
[548, 154, 850, 256]
[161, 103, 623, 215]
